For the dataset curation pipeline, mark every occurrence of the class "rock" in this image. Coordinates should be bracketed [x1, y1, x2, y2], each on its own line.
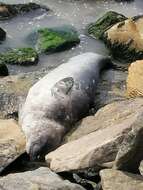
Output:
[114, 108, 143, 173]
[64, 98, 140, 143]
[139, 160, 143, 176]
[127, 60, 143, 97]
[0, 119, 25, 173]
[0, 48, 38, 66]
[45, 99, 143, 172]
[0, 27, 6, 41]
[0, 70, 48, 119]
[0, 167, 85, 190]
[34, 26, 80, 54]
[87, 11, 126, 39]
[100, 169, 143, 190]
[0, 2, 48, 20]
[0, 63, 8, 76]
[104, 16, 143, 62]
[94, 68, 127, 109]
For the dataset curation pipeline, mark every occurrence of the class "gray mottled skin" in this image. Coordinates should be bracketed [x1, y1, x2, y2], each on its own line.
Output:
[20, 53, 112, 160]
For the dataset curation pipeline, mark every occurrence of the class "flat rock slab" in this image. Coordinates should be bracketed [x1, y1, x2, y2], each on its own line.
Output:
[0, 119, 25, 173]
[0, 167, 85, 190]
[100, 169, 143, 190]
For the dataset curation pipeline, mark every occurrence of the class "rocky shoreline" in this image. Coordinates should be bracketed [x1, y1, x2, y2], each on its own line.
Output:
[1, 1, 143, 190]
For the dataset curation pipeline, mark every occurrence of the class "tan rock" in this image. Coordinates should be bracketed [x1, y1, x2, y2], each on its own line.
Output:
[106, 18, 143, 51]
[46, 123, 130, 172]
[100, 169, 143, 190]
[104, 16, 143, 62]
[64, 98, 143, 142]
[46, 99, 143, 172]
[127, 60, 143, 97]
[0, 119, 26, 173]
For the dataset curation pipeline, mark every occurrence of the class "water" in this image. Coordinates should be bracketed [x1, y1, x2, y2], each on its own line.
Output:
[0, 0, 143, 74]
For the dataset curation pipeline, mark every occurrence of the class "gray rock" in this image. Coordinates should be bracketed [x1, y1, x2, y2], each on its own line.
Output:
[114, 109, 143, 173]
[95, 68, 127, 109]
[0, 70, 48, 119]
[0, 119, 25, 173]
[0, 167, 85, 190]
[100, 169, 143, 190]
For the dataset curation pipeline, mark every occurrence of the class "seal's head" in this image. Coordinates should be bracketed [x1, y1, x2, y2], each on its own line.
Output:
[25, 120, 65, 161]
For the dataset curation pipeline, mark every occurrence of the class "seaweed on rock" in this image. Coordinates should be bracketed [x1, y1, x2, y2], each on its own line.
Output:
[0, 2, 49, 20]
[0, 48, 39, 66]
[87, 11, 127, 39]
[35, 26, 80, 54]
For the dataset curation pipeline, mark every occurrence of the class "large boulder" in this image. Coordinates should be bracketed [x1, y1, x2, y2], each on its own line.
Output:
[46, 98, 143, 172]
[100, 169, 143, 190]
[0, 119, 25, 173]
[0, 167, 85, 190]
[33, 26, 80, 54]
[0, 48, 38, 66]
[64, 98, 141, 142]
[104, 16, 143, 62]
[87, 11, 127, 39]
[0, 2, 48, 20]
[127, 60, 143, 97]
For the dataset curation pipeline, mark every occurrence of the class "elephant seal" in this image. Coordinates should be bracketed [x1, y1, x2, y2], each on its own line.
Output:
[20, 52, 112, 160]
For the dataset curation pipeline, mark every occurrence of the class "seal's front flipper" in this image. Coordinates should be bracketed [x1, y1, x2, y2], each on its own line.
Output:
[51, 77, 74, 98]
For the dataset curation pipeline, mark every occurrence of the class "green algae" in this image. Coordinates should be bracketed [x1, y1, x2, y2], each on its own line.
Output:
[35, 26, 80, 54]
[0, 48, 38, 66]
[87, 11, 127, 39]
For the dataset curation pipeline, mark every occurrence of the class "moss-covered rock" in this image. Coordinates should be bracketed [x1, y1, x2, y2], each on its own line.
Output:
[0, 27, 6, 41]
[0, 2, 48, 20]
[0, 48, 38, 66]
[87, 11, 127, 39]
[34, 26, 80, 54]
[104, 16, 143, 62]
[0, 63, 8, 76]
